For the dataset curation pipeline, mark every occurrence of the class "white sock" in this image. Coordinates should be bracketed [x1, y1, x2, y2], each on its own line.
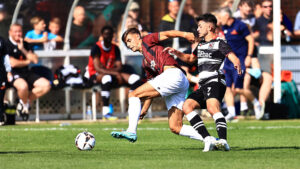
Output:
[102, 106, 110, 116]
[179, 125, 203, 141]
[252, 98, 260, 107]
[240, 102, 248, 111]
[126, 97, 141, 134]
[227, 106, 236, 117]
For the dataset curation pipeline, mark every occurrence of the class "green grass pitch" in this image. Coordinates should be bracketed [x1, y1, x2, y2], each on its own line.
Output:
[0, 119, 300, 169]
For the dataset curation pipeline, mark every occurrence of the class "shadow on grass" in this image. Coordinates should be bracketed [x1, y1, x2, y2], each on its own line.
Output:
[233, 146, 300, 151]
[0, 150, 57, 154]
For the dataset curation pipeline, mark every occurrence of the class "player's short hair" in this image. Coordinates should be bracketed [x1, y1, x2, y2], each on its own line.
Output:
[10, 23, 22, 30]
[101, 25, 114, 34]
[238, 0, 254, 8]
[30, 16, 44, 26]
[122, 27, 141, 45]
[196, 13, 217, 29]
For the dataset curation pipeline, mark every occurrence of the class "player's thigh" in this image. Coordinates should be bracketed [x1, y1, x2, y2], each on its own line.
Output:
[33, 77, 51, 89]
[129, 82, 160, 100]
[183, 91, 203, 114]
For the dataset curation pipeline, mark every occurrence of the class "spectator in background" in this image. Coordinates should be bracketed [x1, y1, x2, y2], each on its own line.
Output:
[252, 0, 273, 116]
[70, 6, 96, 49]
[6, 24, 51, 121]
[85, 26, 143, 120]
[184, 0, 198, 18]
[233, 0, 256, 28]
[24, 16, 48, 50]
[294, 10, 300, 38]
[44, 17, 63, 50]
[221, 0, 234, 9]
[0, 36, 12, 125]
[116, 1, 148, 45]
[253, 0, 272, 46]
[266, 10, 293, 44]
[218, 7, 262, 121]
[158, 0, 196, 48]
[254, 3, 262, 18]
[0, 5, 10, 39]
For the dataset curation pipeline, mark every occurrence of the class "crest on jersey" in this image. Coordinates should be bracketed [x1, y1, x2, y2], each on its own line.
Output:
[150, 60, 156, 71]
[208, 43, 214, 49]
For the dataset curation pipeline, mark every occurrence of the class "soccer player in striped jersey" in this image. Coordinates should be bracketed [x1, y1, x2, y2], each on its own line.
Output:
[163, 13, 241, 151]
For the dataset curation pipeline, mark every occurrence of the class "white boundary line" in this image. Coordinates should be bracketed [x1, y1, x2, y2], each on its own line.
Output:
[1, 126, 300, 131]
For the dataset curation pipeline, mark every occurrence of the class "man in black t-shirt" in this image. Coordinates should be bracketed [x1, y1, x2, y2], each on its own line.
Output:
[6, 24, 51, 120]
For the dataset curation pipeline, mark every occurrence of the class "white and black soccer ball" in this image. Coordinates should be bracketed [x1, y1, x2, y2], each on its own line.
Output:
[75, 131, 96, 150]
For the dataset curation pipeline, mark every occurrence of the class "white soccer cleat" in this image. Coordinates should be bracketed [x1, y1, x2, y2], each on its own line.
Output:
[254, 104, 262, 120]
[225, 114, 235, 122]
[203, 136, 217, 152]
[255, 102, 265, 120]
[215, 139, 230, 151]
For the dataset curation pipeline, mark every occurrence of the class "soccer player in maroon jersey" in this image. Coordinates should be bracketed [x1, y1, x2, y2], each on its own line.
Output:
[111, 28, 204, 143]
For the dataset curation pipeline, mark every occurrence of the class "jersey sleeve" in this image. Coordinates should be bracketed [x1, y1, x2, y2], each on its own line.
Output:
[115, 46, 121, 61]
[239, 22, 251, 38]
[143, 33, 159, 47]
[219, 40, 233, 56]
[90, 44, 101, 59]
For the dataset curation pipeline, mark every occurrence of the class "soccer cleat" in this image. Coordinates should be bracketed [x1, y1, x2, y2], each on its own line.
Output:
[0, 121, 4, 126]
[215, 139, 230, 151]
[16, 102, 29, 121]
[225, 114, 235, 122]
[103, 114, 118, 121]
[203, 136, 217, 152]
[111, 131, 137, 143]
[256, 102, 265, 120]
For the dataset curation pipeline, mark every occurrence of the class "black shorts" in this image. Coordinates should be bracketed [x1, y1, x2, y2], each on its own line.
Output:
[187, 82, 226, 109]
[11, 70, 41, 90]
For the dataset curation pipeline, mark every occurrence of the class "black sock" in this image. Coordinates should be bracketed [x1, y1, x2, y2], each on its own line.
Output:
[215, 117, 227, 140]
[189, 115, 210, 139]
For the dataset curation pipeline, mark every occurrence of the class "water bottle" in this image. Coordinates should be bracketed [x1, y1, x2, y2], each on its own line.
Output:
[284, 30, 291, 43]
[86, 105, 92, 120]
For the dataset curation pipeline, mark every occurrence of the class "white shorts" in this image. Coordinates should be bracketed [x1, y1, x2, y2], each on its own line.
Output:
[148, 68, 189, 110]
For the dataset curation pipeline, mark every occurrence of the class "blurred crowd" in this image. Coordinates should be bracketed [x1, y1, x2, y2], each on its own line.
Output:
[0, 0, 299, 123]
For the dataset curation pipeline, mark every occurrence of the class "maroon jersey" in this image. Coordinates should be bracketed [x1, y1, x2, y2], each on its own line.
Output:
[141, 33, 181, 80]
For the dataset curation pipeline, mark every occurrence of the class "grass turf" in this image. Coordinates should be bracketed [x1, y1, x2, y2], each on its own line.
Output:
[0, 119, 300, 169]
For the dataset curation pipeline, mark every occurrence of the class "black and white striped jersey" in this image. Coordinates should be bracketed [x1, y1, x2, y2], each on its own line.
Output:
[192, 37, 232, 84]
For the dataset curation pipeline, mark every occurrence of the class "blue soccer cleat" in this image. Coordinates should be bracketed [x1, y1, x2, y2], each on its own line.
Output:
[111, 131, 137, 143]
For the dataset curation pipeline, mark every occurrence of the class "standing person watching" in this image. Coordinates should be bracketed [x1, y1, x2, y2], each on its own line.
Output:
[218, 7, 262, 121]
[7, 24, 51, 121]
[85, 26, 143, 120]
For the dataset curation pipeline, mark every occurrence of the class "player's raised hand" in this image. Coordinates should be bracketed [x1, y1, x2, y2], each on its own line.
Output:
[163, 47, 177, 55]
[17, 38, 24, 50]
[234, 61, 242, 75]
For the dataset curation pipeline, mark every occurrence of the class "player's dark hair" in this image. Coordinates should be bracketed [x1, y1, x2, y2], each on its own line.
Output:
[101, 25, 114, 34]
[196, 13, 217, 30]
[238, 0, 254, 8]
[122, 27, 141, 46]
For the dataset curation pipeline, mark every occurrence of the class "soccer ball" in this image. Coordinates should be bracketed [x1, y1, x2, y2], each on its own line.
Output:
[75, 131, 96, 150]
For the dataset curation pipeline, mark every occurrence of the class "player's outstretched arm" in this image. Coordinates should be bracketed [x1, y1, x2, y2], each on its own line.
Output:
[163, 47, 196, 64]
[227, 52, 242, 75]
[159, 31, 195, 42]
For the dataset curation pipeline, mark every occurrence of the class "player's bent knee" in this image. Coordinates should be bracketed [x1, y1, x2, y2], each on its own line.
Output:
[169, 125, 181, 134]
[101, 75, 112, 84]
